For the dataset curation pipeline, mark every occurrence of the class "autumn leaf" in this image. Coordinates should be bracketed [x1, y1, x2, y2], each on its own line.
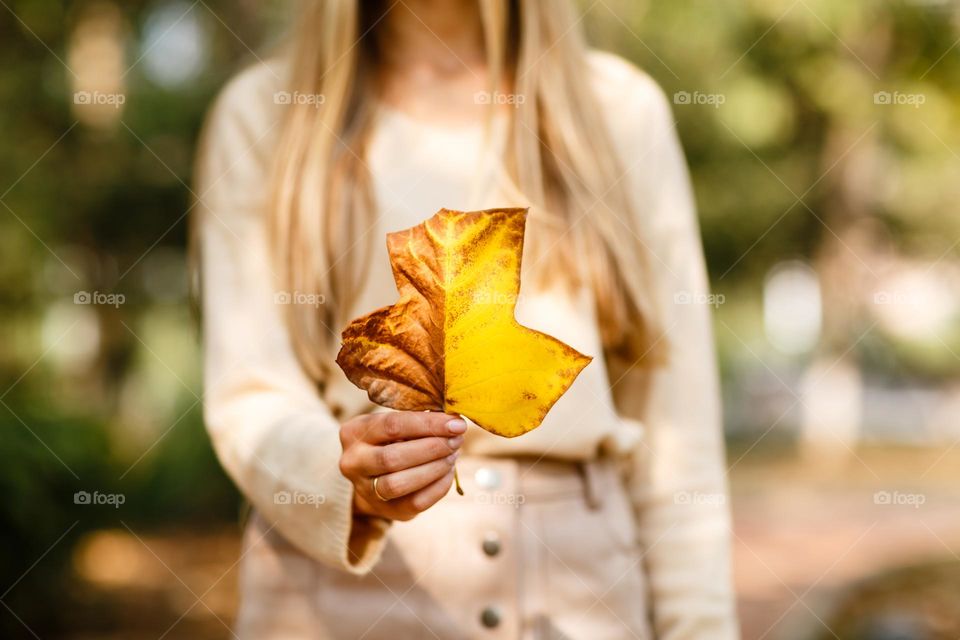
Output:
[336, 207, 591, 438]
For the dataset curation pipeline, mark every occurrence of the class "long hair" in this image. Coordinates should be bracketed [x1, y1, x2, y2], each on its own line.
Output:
[255, 0, 664, 383]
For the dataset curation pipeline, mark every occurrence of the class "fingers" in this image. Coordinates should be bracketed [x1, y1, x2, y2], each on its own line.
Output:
[371, 455, 459, 501]
[358, 412, 466, 444]
[354, 435, 463, 476]
[391, 468, 455, 517]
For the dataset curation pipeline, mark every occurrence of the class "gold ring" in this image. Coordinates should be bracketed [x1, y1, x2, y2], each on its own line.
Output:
[372, 476, 389, 502]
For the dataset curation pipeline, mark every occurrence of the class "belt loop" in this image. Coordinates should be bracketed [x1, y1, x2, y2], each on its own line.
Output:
[577, 461, 604, 510]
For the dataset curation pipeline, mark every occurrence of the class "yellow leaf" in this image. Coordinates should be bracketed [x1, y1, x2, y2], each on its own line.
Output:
[336, 208, 591, 438]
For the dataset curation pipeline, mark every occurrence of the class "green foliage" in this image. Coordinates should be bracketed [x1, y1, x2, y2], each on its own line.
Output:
[588, 0, 960, 378]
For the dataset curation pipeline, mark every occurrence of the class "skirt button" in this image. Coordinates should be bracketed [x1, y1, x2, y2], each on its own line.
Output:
[480, 605, 502, 628]
[474, 467, 501, 490]
[482, 532, 501, 557]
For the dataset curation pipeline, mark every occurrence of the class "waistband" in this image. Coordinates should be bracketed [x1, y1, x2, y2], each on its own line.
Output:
[452, 454, 620, 509]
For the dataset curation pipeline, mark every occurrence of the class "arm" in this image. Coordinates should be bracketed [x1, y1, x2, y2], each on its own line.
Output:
[605, 67, 739, 638]
[195, 66, 389, 574]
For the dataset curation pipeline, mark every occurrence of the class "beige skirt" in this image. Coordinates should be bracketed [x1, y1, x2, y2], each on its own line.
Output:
[235, 455, 652, 639]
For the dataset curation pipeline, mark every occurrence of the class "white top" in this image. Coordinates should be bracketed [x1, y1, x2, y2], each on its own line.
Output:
[197, 50, 738, 638]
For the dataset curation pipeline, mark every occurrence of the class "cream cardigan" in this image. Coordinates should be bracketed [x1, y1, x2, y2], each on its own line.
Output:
[197, 50, 738, 639]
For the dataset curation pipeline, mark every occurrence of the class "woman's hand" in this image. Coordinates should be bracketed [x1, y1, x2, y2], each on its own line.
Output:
[339, 411, 466, 521]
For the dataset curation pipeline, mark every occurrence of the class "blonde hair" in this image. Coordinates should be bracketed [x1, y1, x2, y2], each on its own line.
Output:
[267, 0, 664, 383]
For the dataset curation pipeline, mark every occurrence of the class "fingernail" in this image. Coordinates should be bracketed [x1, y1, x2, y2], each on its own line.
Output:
[446, 419, 467, 434]
[446, 435, 464, 449]
[446, 451, 461, 464]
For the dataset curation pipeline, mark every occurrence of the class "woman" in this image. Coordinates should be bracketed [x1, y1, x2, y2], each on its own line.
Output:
[194, 0, 738, 638]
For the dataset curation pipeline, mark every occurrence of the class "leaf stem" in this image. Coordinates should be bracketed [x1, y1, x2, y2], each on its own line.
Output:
[453, 466, 464, 495]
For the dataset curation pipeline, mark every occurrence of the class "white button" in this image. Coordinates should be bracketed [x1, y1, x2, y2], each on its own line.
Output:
[474, 467, 501, 490]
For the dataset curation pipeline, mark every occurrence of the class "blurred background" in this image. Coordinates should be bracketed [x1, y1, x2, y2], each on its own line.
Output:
[1, 0, 958, 638]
